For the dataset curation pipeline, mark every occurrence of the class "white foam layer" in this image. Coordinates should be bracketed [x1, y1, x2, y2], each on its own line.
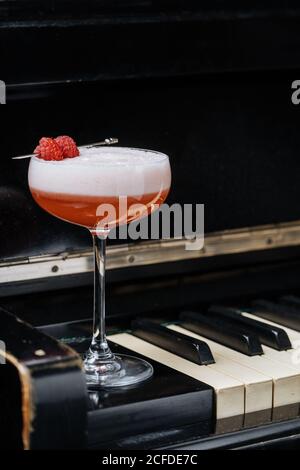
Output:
[28, 147, 171, 196]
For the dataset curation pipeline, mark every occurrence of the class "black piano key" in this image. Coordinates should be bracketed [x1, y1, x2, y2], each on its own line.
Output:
[131, 318, 215, 365]
[208, 305, 292, 351]
[179, 311, 263, 356]
[251, 299, 300, 332]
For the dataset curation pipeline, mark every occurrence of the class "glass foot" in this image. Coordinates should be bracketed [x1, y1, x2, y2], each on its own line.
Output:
[84, 353, 153, 389]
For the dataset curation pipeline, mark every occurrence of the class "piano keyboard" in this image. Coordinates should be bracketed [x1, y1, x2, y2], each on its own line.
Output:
[109, 298, 300, 434]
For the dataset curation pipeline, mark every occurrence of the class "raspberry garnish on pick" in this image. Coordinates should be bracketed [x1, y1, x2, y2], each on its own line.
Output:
[34, 137, 64, 161]
[33, 135, 80, 160]
[55, 135, 80, 158]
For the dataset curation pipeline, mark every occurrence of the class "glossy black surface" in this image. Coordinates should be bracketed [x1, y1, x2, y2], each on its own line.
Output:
[251, 299, 300, 332]
[131, 318, 215, 365]
[208, 305, 292, 351]
[180, 310, 264, 356]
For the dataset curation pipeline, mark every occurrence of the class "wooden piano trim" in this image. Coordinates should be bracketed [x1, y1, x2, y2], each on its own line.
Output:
[1, 220, 300, 284]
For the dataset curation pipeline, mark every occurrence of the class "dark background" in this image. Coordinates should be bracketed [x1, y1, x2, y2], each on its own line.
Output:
[1, 1, 300, 261]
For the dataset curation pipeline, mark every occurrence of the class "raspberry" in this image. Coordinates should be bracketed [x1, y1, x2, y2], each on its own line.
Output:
[55, 135, 79, 158]
[34, 137, 64, 161]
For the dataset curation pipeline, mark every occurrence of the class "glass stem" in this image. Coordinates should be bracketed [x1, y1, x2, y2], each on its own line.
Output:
[89, 233, 114, 360]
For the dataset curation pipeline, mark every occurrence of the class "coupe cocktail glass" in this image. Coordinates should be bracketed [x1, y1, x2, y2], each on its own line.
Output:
[28, 147, 171, 388]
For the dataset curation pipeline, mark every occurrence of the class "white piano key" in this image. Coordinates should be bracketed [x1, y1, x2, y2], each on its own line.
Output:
[109, 332, 245, 432]
[262, 346, 300, 371]
[168, 324, 300, 421]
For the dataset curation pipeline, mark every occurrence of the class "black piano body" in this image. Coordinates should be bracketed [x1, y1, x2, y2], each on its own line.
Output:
[2, 0, 300, 450]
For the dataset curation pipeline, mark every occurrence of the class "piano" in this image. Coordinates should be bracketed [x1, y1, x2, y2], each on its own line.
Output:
[2, 0, 300, 450]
